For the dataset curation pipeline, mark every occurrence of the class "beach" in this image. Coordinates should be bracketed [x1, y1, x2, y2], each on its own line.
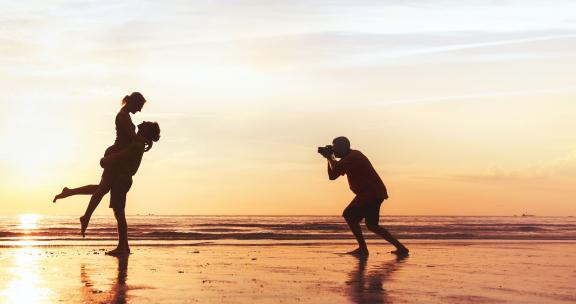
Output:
[0, 240, 574, 303]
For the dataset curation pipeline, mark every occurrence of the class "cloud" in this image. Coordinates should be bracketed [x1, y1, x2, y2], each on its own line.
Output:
[316, 87, 576, 110]
[417, 150, 576, 184]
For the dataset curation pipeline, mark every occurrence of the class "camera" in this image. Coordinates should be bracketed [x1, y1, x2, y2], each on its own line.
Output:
[317, 145, 333, 157]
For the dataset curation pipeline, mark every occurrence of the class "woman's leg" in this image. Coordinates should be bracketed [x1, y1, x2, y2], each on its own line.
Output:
[79, 175, 114, 237]
[53, 185, 99, 202]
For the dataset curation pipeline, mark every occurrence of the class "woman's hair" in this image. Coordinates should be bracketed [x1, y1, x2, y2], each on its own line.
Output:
[138, 121, 161, 151]
[122, 92, 146, 106]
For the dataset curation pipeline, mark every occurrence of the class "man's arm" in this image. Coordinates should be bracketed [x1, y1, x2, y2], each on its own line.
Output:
[327, 157, 339, 180]
[327, 155, 347, 180]
[100, 144, 138, 168]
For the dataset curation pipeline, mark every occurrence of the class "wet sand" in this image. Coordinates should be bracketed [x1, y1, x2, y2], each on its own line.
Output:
[0, 241, 574, 303]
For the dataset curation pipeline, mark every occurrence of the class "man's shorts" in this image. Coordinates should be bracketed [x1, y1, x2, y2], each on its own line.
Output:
[342, 195, 385, 226]
[109, 174, 133, 210]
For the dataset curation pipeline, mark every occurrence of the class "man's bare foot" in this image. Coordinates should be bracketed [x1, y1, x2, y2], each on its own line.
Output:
[391, 248, 409, 256]
[105, 248, 131, 256]
[347, 247, 369, 256]
[80, 216, 89, 238]
[53, 187, 71, 203]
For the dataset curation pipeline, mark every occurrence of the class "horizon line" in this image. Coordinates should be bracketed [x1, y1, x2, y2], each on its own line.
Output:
[10, 214, 573, 217]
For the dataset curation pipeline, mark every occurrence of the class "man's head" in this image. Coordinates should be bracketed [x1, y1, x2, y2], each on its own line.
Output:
[332, 136, 351, 158]
[137, 121, 161, 150]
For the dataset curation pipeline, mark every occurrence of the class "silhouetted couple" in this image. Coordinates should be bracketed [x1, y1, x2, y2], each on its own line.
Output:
[53, 92, 161, 255]
[319, 137, 409, 256]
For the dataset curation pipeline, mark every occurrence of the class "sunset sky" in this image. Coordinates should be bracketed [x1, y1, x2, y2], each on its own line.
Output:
[1, 0, 575, 216]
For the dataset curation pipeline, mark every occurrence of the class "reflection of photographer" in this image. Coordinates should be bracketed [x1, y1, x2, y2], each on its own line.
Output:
[318, 137, 409, 256]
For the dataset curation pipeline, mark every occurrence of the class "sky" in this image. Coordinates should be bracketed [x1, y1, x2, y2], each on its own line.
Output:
[1, 0, 576, 216]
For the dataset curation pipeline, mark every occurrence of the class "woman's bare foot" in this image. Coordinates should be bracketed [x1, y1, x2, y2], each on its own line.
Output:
[347, 247, 369, 256]
[80, 216, 89, 238]
[105, 248, 131, 256]
[53, 187, 71, 203]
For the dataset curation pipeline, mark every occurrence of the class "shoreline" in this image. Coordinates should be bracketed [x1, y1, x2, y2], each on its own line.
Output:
[1, 241, 575, 303]
[1, 239, 576, 248]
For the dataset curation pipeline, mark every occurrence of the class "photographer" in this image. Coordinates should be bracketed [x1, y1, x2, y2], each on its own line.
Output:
[319, 137, 409, 256]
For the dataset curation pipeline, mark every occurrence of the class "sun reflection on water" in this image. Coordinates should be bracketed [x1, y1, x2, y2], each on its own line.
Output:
[18, 214, 40, 231]
[0, 215, 53, 303]
[0, 247, 53, 303]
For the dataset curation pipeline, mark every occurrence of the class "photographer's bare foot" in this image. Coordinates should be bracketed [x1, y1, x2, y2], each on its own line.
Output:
[105, 248, 130, 256]
[347, 247, 369, 256]
[391, 248, 409, 256]
[80, 216, 89, 238]
[53, 187, 71, 203]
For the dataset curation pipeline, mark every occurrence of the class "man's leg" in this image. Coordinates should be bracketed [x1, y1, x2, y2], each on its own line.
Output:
[365, 200, 409, 255]
[106, 176, 131, 256]
[115, 208, 129, 251]
[366, 224, 409, 254]
[343, 199, 369, 255]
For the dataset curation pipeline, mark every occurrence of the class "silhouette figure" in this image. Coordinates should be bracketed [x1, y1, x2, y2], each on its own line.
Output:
[53, 92, 150, 237]
[346, 255, 408, 304]
[319, 136, 409, 256]
[80, 255, 129, 303]
[55, 121, 160, 255]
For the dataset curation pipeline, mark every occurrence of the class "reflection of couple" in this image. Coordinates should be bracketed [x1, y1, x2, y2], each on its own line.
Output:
[53, 92, 160, 255]
[80, 255, 129, 303]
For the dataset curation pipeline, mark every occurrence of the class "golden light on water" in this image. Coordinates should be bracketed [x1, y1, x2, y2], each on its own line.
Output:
[0, 248, 53, 304]
[18, 214, 40, 231]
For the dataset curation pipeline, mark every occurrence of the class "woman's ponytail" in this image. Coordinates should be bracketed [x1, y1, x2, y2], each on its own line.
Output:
[122, 92, 146, 106]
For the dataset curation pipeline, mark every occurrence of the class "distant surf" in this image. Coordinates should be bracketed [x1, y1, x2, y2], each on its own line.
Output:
[1, 215, 575, 242]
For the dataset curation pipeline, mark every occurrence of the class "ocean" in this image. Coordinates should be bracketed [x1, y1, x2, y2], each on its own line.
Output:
[1, 215, 575, 244]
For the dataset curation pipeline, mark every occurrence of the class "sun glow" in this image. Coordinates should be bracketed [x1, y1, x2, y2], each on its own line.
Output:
[0, 109, 77, 182]
[18, 214, 40, 231]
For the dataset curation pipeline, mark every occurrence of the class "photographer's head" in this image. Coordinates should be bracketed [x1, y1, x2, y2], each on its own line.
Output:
[332, 136, 351, 158]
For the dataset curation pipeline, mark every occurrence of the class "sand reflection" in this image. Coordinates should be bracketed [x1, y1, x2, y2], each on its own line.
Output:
[80, 255, 129, 304]
[346, 255, 408, 304]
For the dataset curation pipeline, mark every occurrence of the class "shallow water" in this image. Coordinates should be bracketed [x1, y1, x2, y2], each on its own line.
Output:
[1, 215, 575, 242]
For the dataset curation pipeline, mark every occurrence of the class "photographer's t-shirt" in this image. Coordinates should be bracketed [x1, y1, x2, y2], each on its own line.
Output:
[332, 150, 388, 198]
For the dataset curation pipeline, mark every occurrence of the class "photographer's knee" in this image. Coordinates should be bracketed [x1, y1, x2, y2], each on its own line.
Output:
[366, 223, 379, 232]
[343, 213, 359, 225]
[342, 210, 352, 221]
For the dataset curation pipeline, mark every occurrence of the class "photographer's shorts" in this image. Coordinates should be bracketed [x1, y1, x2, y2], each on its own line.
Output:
[110, 174, 133, 210]
[343, 195, 385, 226]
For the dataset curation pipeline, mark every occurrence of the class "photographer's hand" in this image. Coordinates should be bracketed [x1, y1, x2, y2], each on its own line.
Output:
[326, 155, 340, 180]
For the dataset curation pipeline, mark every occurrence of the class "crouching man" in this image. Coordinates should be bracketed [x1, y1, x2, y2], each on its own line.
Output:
[319, 137, 409, 256]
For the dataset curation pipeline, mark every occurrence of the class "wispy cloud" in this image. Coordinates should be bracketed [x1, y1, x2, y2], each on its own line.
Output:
[333, 34, 576, 67]
[416, 150, 576, 184]
[314, 87, 576, 110]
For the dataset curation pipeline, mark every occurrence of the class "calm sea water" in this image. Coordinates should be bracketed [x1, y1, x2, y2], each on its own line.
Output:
[1, 215, 575, 243]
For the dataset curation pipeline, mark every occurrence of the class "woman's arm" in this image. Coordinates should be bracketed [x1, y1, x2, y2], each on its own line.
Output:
[117, 111, 148, 143]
